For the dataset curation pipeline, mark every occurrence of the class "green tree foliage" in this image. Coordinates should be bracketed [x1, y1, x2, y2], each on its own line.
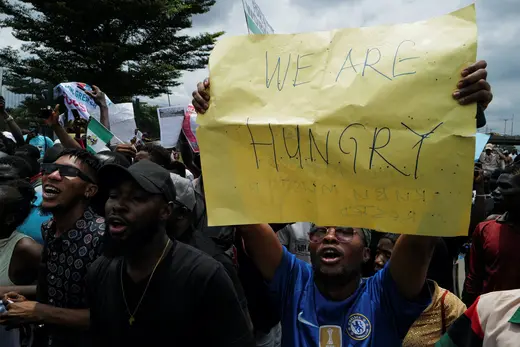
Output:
[133, 100, 160, 139]
[0, 0, 222, 102]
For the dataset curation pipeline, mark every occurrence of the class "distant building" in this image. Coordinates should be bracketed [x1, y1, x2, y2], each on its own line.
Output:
[0, 67, 31, 108]
[1, 86, 29, 108]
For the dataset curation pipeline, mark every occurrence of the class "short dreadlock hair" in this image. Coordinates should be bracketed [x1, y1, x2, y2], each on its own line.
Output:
[138, 143, 172, 169]
[56, 148, 102, 183]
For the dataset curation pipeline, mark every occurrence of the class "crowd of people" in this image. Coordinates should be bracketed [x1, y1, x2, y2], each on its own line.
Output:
[0, 57, 517, 347]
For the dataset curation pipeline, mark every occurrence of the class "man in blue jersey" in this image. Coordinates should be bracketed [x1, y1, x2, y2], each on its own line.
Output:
[192, 60, 493, 346]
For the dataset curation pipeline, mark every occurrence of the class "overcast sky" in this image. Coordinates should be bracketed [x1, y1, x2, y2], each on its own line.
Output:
[1, 0, 518, 133]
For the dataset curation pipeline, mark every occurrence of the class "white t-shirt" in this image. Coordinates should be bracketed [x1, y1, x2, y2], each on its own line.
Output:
[277, 222, 312, 264]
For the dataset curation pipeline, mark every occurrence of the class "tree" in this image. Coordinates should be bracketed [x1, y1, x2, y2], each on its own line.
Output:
[0, 0, 222, 102]
[133, 100, 160, 139]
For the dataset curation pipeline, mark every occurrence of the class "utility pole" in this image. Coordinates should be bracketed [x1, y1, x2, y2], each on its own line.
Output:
[0, 67, 3, 95]
[504, 119, 508, 135]
[512, 114, 515, 136]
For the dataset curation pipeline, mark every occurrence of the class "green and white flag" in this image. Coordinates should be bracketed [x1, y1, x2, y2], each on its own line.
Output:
[86, 117, 114, 154]
[242, 0, 274, 35]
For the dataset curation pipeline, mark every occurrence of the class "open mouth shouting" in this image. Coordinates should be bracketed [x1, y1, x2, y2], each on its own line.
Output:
[107, 216, 128, 236]
[318, 246, 344, 265]
[42, 184, 61, 200]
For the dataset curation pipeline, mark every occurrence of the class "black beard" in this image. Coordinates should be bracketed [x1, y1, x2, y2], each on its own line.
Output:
[102, 222, 161, 258]
[311, 253, 360, 288]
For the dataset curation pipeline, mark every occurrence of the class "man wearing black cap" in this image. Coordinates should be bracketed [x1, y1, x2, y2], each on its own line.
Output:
[87, 160, 255, 347]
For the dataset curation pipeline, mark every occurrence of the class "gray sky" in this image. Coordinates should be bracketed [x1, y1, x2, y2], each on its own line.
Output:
[1, 0, 518, 134]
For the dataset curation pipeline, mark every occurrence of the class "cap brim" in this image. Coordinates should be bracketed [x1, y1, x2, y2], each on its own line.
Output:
[98, 164, 162, 195]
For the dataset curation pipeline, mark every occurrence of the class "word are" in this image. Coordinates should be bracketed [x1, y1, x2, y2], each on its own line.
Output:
[265, 40, 419, 90]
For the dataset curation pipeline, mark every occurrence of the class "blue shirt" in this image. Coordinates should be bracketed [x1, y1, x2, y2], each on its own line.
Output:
[270, 247, 431, 346]
[18, 186, 50, 244]
[23, 134, 54, 158]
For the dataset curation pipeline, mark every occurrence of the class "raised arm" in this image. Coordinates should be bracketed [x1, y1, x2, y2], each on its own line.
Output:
[86, 85, 110, 130]
[45, 105, 82, 149]
[238, 224, 284, 281]
[0, 96, 24, 145]
[389, 235, 438, 300]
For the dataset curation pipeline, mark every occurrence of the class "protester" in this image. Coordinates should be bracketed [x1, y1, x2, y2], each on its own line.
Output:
[0, 155, 49, 244]
[0, 132, 16, 155]
[0, 179, 41, 295]
[373, 233, 466, 346]
[23, 122, 53, 159]
[134, 143, 172, 168]
[169, 172, 252, 328]
[192, 59, 492, 345]
[276, 222, 313, 264]
[489, 165, 520, 216]
[1, 149, 105, 347]
[479, 144, 505, 176]
[87, 160, 255, 346]
[0, 156, 32, 183]
[463, 170, 520, 307]
[0, 96, 24, 146]
[0, 179, 41, 347]
[437, 289, 520, 347]
[14, 145, 42, 184]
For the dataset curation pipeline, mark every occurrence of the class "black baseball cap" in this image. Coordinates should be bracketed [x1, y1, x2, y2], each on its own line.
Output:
[98, 159, 176, 202]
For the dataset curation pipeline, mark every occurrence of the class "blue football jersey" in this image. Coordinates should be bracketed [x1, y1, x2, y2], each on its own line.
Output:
[269, 247, 431, 346]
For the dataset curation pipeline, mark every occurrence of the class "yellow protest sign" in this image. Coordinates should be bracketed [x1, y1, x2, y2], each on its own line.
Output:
[198, 5, 477, 236]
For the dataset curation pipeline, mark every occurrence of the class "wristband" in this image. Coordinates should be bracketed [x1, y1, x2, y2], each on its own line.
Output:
[5, 115, 13, 122]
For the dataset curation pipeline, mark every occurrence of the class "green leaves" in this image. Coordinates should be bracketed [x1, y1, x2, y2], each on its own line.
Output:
[0, 0, 221, 102]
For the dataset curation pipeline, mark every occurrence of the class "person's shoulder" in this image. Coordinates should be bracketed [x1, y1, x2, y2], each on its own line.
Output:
[171, 241, 222, 274]
[474, 289, 520, 328]
[478, 288, 520, 308]
[442, 288, 466, 312]
[475, 218, 499, 233]
[14, 234, 38, 250]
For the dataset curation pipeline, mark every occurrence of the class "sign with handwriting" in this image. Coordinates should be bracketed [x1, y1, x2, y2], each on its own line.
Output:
[198, 5, 477, 236]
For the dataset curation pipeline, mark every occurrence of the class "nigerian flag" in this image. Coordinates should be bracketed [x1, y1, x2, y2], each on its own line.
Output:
[86, 117, 113, 154]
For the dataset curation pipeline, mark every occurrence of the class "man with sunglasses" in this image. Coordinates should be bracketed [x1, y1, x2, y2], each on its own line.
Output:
[2, 148, 105, 347]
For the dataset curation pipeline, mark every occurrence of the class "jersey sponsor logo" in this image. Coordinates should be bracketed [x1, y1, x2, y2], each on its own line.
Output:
[346, 313, 371, 341]
[319, 325, 342, 347]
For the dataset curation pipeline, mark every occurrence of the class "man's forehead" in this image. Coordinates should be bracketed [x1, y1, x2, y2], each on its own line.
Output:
[55, 155, 85, 170]
[114, 178, 149, 194]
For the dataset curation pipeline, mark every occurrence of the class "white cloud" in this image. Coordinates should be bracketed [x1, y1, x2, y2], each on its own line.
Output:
[1, 0, 519, 133]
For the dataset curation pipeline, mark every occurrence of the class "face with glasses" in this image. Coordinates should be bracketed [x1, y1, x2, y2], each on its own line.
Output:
[309, 226, 370, 280]
[41, 155, 98, 213]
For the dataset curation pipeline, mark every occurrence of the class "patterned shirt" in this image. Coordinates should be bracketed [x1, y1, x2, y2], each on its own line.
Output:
[38, 207, 105, 347]
[39, 207, 105, 307]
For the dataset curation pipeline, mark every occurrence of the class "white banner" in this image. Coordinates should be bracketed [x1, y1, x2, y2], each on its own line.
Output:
[242, 0, 274, 35]
[53, 82, 113, 122]
[89, 103, 135, 144]
[157, 106, 185, 148]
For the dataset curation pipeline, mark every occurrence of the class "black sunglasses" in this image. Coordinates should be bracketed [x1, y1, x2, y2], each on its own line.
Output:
[41, 163, 94, 183]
